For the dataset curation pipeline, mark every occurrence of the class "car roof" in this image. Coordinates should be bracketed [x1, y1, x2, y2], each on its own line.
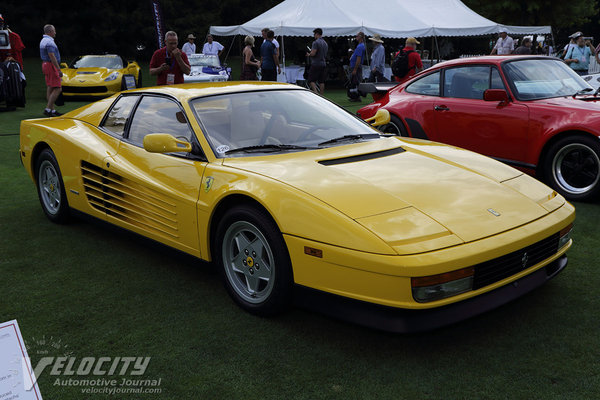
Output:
[126, 81, 305, 100]
[430, 55, 560, 69]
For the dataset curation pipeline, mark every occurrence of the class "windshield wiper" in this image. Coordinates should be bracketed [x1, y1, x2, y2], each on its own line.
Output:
[318, 134, 381, 147]
[572, 88, 593, 98]
[224, 144, 317, 155]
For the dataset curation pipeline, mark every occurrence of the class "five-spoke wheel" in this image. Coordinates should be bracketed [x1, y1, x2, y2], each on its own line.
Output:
[215, 205, 293, 315]
[545, 135, 600, 201]
[35, 148, 70, 222]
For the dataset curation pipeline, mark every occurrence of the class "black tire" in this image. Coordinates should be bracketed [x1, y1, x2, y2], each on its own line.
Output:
[543, 134, 600, 201]
[379, 114, 408, 136]
[35, 148, 70, 223]
[214, 204, 293, 316]
[136, 71, 142, 88]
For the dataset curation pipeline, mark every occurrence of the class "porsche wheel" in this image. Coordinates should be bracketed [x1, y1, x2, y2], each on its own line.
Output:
[215, 205, 293, 316]
[35, 148, 70, 223]
[544, 135, 600, 201]
[379, 114, 407, 136]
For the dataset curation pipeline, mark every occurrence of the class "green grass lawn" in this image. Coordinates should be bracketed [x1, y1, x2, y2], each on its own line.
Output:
[1, 58, 599, 399]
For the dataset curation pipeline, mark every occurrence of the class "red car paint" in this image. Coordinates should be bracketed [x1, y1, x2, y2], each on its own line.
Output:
[358, 56, 600, 183]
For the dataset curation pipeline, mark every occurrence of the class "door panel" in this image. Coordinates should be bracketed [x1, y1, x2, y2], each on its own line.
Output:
[432, 66, 530, 162]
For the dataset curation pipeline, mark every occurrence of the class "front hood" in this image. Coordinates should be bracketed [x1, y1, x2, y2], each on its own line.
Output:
[532, 95, 600, 111]
[62, 68, 118, 84]
[224, 138, 561, 250]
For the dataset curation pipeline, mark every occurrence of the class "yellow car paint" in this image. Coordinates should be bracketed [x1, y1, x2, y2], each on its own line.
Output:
[61, 55, 141, 97]
[19, 81, 575, 312]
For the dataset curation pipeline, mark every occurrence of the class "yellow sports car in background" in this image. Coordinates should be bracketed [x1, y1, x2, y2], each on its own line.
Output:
[60, 54, 142, 97]
[19, 82, 574, 332]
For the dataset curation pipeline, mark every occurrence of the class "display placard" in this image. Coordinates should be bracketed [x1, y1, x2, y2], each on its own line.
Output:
[0, 320, 43, 399]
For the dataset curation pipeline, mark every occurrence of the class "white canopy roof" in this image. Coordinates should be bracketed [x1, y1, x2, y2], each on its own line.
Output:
[210, 0, 551, 38]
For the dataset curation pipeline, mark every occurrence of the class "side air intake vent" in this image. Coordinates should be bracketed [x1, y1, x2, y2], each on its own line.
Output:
[318, 147, 404, 166]
[80, 161, 179, 239]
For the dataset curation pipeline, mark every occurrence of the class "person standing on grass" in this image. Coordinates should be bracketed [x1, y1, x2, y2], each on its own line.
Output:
[39, 24, 62, 117]
[202, 34, 224, 58]
[490, 30, 514, 55]
[260, 30, 280, 81]
[149, 31, 191, 85]
[348, 31, 366, 102]
[182, 34, 196, 56]
[306, 28, 328, 93]
[368, 34, 386, 82]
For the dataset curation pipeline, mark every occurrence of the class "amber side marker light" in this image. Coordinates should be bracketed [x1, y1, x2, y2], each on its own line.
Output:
[559, 223, 573, 249]
[304, 246, 323, 258]
[411, 266, 474, 303]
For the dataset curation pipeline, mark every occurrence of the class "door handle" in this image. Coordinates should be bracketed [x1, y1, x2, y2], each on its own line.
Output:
[434, 105, 450, 111]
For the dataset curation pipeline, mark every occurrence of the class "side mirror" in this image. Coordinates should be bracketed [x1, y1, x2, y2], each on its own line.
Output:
[364, 108, 391, 127]
[143, 134, 192, 153]
[483, 89, 509, 103]
[60, 62, 68, 69]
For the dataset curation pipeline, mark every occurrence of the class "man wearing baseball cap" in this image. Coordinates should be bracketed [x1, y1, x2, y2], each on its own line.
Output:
[182, 34, 196, 56]
[491, 30, 514, 55]
[393, 37, 423, 83]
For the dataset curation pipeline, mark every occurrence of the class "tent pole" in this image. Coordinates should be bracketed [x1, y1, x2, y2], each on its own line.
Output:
[281, 26, 286, 78]
[435, 35, 440, 64]
[223, 34, 236, 64]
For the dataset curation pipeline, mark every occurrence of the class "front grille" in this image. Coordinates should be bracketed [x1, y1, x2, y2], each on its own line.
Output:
[63, 85, 108, 93]
[473, 233, 559, 290]
[80, 161, 179, 239]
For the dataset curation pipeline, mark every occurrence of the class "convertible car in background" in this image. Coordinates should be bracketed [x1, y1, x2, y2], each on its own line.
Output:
[20, 82, 574, 332]
[60, 54, 142, 97]
[184, 54, 231, 83]
[358, 56, 600, 202]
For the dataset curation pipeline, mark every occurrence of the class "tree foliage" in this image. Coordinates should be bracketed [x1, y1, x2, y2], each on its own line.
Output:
[463, 0, 599, 33]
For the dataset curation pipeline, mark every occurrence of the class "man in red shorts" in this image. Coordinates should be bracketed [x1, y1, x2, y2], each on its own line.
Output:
[150, 31, 191, 85]
[39, 24, 62, 116]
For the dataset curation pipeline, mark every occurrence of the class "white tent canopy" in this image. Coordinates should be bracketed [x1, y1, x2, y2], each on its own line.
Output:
[210, 0, 551, 38]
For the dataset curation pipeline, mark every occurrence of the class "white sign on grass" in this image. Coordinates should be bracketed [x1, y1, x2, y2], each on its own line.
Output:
[0, 320, 43, 400]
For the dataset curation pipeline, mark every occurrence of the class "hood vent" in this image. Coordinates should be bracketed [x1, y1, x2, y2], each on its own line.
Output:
[80, 161, 179, 239]
[76, 71, 97, 75]
[318, 147, 404, 166]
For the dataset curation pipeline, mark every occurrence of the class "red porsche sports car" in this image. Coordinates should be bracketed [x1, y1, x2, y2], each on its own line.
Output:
[357, 56, 600, 201]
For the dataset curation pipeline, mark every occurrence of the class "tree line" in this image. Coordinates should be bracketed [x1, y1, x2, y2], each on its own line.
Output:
[1, 0, 598, 60]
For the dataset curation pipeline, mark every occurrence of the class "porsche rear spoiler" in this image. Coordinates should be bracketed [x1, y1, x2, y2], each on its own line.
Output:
[358, 82, 399, 97]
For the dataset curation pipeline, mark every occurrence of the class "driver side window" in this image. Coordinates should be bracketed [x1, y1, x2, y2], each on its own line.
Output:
[126, 96, 193, 147]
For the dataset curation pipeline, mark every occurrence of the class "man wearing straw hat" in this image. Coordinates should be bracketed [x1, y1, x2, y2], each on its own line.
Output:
[368, 34, 387, 82]
[182, 34, 196, 56]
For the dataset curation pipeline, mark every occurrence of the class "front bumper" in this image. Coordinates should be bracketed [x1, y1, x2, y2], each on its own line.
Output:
[294, 255, 567, 333]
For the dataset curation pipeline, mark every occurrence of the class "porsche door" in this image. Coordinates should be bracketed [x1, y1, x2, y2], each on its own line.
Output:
[91, 94, 207, 257]
[431, 65, 530, 164]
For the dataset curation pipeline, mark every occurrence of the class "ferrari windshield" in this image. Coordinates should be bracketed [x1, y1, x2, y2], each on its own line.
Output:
[191, 90, 378, 157]
[71, 56, 123, 69]
[188, 54, 221, 68]
[503, 59, 592, 100]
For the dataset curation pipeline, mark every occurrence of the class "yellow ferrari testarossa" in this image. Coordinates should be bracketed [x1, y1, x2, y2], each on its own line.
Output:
[19, 82, 575, 332]
[60, 54, 142, 97]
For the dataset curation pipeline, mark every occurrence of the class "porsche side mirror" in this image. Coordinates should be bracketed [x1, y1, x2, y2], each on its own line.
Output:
[143, 134, 192, 153]
[364, 108, 391, 127]
[484, 89, 509, 103]
[60, 62, 68, 69]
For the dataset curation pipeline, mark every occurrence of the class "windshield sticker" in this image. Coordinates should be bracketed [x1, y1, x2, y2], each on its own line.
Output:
[216, 145, 230, 154]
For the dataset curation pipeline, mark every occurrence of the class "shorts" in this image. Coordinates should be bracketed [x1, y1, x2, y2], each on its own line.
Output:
[42, 62, 61, 88]
[308, 65, 327, 84]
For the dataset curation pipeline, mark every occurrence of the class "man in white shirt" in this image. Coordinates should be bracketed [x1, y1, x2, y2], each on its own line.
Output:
[202, 34, 224, 57]
[490, 30, 514, 55]
[182, 34, 196, 56]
